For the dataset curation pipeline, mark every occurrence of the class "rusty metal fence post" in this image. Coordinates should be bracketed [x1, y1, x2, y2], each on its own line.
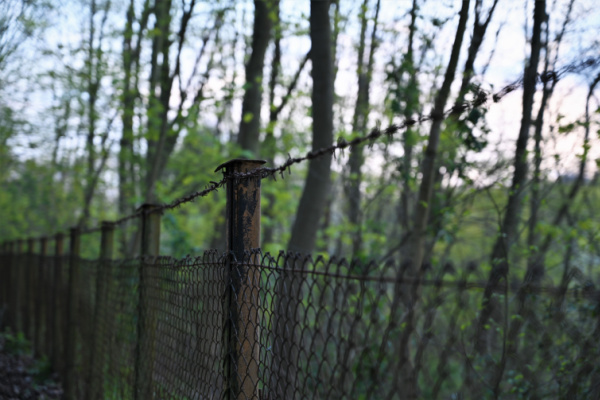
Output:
[216, 159, 265, 400]
[25, 238, 34, 342]
[28, 238, 36, 352]
[134, 204, 161, 400]
[0, 241, 10, 328]
[88, 221, 114, 400]
[36, 237, 47, 357]
[0, 242, 4, 324]
[64, 227, 81, 400]
[52, 233, 64, 372]
[1, 241, 12, 327]
[15, 240, 24, 333]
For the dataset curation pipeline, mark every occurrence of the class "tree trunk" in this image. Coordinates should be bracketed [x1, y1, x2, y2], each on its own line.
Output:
[392, 3, 470, 397]
[346, 0, 380, 259]
[409, 0, 470, 270]
[456, 0, 499, 102]
[271, 2, 334, 398]
[287, 0, 334, 254]
[144, 0, 173, 202]
[79, 0, 112, 228]
[526, 35, 551, 282]
[476, 0, 546, 353]
[237, 0, 275, 155]
[421, 0, 498, 264]
[526, 0, 574, 284]
[119, 0, 151, 256]
[262, 1, 281, 246]
[398, 0, 419, 238]
[143, 0, 204, 203]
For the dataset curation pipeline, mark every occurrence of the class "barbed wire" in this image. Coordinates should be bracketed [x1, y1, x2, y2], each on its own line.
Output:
[112, 211, 144, 227]
[5, 57, 599, 238]
[214, 57, 600, 186]
[156, 176, 229, 212]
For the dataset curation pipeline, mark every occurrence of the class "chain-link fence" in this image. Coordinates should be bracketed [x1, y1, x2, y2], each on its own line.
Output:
[1, 145, 600, 400]
[1, 246, 600, 399]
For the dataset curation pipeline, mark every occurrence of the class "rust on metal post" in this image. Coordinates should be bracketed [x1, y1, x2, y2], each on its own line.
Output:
[64, 227, 81, 400]
[2, 243, 9, 315]
[36, 237, 48, 357]
[88, 221, 115, 400]
[3, 242, 8, 313]
[52, 233, 64, 372]
[134, 204, 161, 400]
[217, 158, 265, 400]
[4, 241, 15, 329]
[0, 242, 5, 321]
[15, 239, 27, 332]
[0, 242, 5, 314]
[24, 238, 34, 341]
[15, 240, 24, 333]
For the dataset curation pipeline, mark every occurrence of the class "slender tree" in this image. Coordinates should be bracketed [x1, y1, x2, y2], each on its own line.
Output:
[526, 0, 574, 282]
[271, 3, 335, 397]
[119, 0, 151, 208]
[237, 0, 276, 155]
[262, 2, 313, 246]
[78, 0, 114, 228]
[422, 0, 499, 262]
[390, 3, 471, 397]
[398, 0, 419, 237]
[345, 0, 380, 259]
[288, 0, 335, 254]
[143, 0, 224, 203]
[476, 0, 546, 352]
[409, 0, 471, 270]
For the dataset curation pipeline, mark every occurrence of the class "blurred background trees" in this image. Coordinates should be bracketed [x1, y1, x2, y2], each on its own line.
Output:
[0, 0, 599, 280]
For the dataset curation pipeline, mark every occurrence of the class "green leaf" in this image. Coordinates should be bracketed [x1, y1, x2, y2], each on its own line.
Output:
[243, 112, 254, 123]
[558, 123, 575, 134]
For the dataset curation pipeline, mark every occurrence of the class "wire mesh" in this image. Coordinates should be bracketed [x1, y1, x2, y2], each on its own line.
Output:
[1, 249, 600, 399]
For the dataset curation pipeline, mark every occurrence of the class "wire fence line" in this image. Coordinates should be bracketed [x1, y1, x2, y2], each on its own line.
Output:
[0, 155, 599, 399]
[1, 58, 600, 399]
[1, 248, 600, 399]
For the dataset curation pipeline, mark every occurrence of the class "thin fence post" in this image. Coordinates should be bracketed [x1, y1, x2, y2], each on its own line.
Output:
[88, 221, 114, 400]
[134, 204, 161, 400]
[25, 238, 34, 341]
[15, 240, 24, 333]
[216, 158, 265, 400]
[52, 233, 64, 373]
[1, 241, 10, 327]
[0, 242, 4, 321]
[36, 237, 47, 357]
[0, 242, 3, 308]
[64, 227, 81, 400]
[1, 242, 8, 323]
[0, 242, 4, 302]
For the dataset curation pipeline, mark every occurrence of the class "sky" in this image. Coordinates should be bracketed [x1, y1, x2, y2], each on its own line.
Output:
[4, 0, 600, 183]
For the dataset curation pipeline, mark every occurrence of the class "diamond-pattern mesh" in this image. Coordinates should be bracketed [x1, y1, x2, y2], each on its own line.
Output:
[1, 249, 600, 399]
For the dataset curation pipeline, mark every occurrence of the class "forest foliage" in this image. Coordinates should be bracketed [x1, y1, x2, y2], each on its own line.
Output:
[0, 0, 599, 293]
[2, 0, 600, 397]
